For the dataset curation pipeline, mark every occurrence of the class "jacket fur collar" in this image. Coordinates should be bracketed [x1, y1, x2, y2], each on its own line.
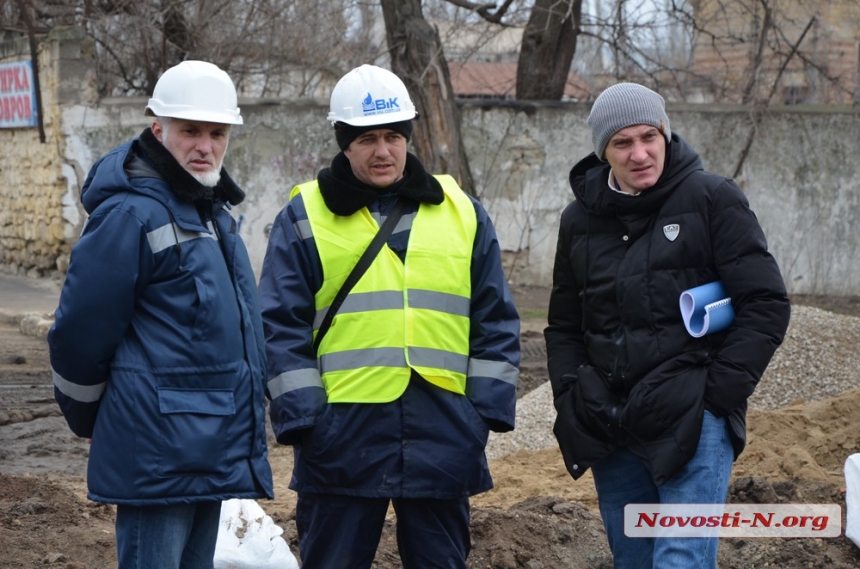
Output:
[317, 151, 444, 216]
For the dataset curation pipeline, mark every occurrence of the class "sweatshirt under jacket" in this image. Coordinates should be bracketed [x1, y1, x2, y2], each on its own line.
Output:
[49, 129, 274, 505]
[259, 152, 520, 499]
[545, 133, 791, 485]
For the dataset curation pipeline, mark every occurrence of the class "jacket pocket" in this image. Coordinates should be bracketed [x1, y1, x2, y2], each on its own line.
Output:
[459, 394, 490, 450]
[299, 403, 343, 458]
[157, 387, 235, 477]
[191, 276, 214, 341]
[574, 365, 623, 444]
[620, 353, 707, 443]
[553, 383, 615, 479]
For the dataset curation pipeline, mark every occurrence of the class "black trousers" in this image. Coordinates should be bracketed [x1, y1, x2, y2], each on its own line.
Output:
[295, 492, 471, 569]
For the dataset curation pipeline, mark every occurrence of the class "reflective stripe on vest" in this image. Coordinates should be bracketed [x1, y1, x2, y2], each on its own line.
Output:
[294, 175, 476, 403]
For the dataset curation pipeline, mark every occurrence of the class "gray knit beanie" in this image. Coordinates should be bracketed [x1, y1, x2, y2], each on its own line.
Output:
[588, 83, 671, 161]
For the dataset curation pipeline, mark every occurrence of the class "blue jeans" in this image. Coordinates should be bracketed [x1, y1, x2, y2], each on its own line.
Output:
[115, 501, 222, 569]
[591, 410, 733, 569]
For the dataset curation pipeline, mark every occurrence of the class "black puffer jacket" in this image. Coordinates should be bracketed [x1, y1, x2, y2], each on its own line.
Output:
[545, 134, 790, 485]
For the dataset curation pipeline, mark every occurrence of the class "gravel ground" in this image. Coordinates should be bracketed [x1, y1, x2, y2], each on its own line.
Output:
[486, 304, 860, 460]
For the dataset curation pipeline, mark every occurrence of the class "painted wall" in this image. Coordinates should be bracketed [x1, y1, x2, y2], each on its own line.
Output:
[4, 29, 860, 295]
[0, 27, 97, 276]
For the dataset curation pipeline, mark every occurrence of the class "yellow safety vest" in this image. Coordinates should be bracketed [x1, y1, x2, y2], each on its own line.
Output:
[294, 175, 477, 403]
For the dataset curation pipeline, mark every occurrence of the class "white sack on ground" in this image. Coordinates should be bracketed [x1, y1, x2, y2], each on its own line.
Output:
[845, 454, 860, 549]
[214, 498, 299, 569]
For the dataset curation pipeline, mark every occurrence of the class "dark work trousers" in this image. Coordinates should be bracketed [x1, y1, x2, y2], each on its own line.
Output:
[295, 492, 471, 568]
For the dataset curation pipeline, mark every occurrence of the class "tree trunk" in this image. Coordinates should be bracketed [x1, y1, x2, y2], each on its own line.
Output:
[516, 0, 582, 100]
[380, 0, 475, 195]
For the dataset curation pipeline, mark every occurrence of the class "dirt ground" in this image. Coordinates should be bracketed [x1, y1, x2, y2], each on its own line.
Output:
[1, 287, 860, 568]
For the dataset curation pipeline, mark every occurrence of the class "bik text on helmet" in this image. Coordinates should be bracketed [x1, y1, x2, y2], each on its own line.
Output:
[327, 64, 417, 127]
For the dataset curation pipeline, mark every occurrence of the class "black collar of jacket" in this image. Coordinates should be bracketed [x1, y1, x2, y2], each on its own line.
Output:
[317, 151, 444, 216]
[136, 127, 245, 206]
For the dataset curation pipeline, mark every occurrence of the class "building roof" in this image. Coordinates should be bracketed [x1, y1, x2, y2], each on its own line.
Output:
[448, 61, 592, 101]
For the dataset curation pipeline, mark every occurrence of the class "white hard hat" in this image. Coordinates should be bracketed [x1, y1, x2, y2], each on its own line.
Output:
[145, 60, 243, 125]
[327, 64, 417, 126]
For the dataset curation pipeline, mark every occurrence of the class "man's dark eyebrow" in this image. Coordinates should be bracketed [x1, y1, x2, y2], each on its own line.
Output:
[613, 127, 659, 141]
[611, 133, 633, 143]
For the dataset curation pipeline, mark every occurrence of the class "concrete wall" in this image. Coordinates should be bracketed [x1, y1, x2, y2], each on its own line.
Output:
[457, 101, 860, 295]
[4, 29, 860, 295]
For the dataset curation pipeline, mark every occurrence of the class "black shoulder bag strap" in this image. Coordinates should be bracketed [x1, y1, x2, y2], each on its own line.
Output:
[313, 198, 409, 353]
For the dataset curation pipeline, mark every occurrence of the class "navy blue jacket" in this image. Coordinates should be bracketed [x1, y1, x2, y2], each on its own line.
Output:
[259, 159, 520, 499]
[49, 135, 274, 505]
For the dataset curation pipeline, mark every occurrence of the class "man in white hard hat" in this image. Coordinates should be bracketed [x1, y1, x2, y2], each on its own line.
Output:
[259, 64, 520, 568]
[49, 60, 274, 568]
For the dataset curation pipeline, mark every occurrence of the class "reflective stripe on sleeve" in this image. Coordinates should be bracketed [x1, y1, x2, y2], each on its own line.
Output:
[468, 358, 519, 386]
[267, 368, 323, 399]
[52, 369, 106, 403]
[294, 219, 313, 241]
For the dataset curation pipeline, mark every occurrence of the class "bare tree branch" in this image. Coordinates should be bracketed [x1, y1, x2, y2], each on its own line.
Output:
[732, 14, 817, 178]
[442, 0, 516, 24]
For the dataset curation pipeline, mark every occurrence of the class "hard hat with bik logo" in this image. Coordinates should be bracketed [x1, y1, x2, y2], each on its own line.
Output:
[327, 64, 417, 127]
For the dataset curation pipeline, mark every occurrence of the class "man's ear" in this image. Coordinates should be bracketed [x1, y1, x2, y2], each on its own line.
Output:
[151, 119, 164, 142]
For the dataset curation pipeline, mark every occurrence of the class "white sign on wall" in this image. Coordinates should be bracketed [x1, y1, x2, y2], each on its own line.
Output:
[0, 60, 38, 128]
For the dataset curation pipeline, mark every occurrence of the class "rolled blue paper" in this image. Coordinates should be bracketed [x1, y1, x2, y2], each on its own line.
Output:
[679, 281, 735, 338]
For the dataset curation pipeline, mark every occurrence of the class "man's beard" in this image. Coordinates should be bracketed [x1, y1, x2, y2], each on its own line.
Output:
[159, 118, 224, 187]
[192, 168, 221, 187]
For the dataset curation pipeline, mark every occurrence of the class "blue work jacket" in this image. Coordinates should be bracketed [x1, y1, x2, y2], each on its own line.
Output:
[49, 138, 274, 506]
